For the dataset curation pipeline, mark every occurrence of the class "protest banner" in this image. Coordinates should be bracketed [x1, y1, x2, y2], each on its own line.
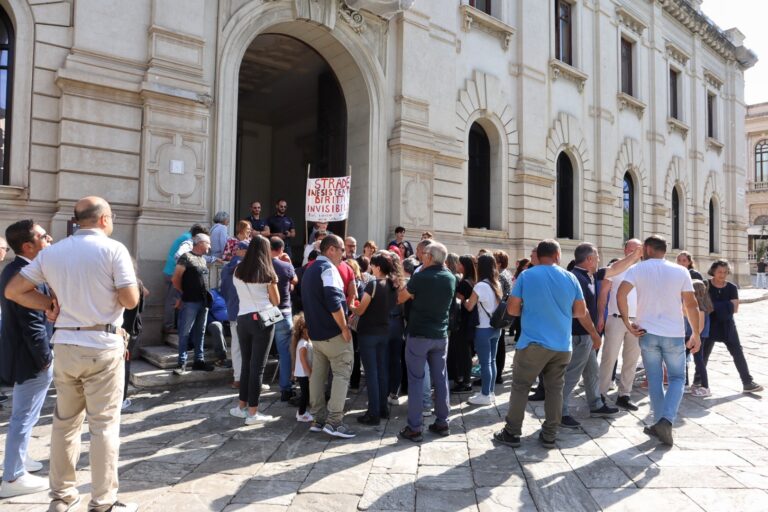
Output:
[305, 176, 351, 223]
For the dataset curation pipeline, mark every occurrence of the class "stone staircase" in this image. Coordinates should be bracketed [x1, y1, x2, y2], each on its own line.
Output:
[129, 332, 233, 389]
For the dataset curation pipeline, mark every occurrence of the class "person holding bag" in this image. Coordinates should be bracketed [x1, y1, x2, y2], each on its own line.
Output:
[463, 254, 502, 406]
[230, 235, 281, 424]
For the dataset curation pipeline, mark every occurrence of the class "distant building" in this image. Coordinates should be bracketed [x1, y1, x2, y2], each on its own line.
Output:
[746, 102, 768, 270]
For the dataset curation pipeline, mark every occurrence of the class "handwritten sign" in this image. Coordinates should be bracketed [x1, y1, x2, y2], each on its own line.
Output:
[305, 176, 351, 222]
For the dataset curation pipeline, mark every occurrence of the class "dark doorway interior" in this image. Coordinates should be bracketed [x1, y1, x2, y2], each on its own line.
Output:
[236, 34, 347, 256]
[556, 153, 574, 239]
[468, 123, 491, 229]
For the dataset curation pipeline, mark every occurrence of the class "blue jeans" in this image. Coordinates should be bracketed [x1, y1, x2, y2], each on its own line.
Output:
[641, 333, 686, 423]
[359, 334, 389, 417]
[274, 313, 293, 391]
[178, 301, 208, 365]
[423, 363, 433, 410]
[562, 334, 602, 416]
[474, 327, 501, 396]
[3, 365, 53, 482]
[404, 335, 449, 432]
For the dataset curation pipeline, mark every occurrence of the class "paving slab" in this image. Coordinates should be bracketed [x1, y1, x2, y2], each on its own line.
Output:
[589, 488, 704, 511]
[358, 473, 416, 511]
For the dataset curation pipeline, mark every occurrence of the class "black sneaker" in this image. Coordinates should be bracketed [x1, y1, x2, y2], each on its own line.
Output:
[590, 404, 619, 418]
[398, 425, 423, 443]
[643, 424, 658, 438]
[615, 395, 639, 411]
[528, 390, 546, 402]
[492, 429, 521, 448]
[309, 421, 324, 433]
[538, 432, 556, 449]
[654, 418, 674, 446]
[191, 360, 214, 372]
[357, 414, 381, 426]
[451, 384, 473, 393]
[428, 423, 450, 437]
[560, 415, 582, 429]
[323, 423, 356, 439]
[0, 392, 8, 404]
[281, 390, 296, 402]
[743, 382, 764, 393]
[214, 359, 232, 368]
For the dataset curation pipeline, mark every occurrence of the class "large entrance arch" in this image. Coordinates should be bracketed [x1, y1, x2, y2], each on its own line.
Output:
[215, 4, 387, 248]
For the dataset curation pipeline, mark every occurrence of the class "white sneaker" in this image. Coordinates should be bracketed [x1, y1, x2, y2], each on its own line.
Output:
[296, 411, 314, 422]
[468, 393, 492, 406]
[691, 386, 711, 397]
[387, 394, 399, 406]
[25, 456, 43, 473]
[261, 383, 270, 391]
[229, 406, 248, 419]
[490, 392, 496, 403]
[121, 398, 132, 410]
[0, 472, 49, 498]
[683, 385, 692, 394]
[245, 412, 276, 424]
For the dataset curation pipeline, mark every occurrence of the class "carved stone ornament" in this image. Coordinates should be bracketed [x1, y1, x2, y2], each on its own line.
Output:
[617, 92, 646, 119]
[459, 4, 515, 50]
[339, 2, 366, 32]
[549, 59, 588, 93]
[616, 6, 647, 37]
[667, 117, 689, 138]
[665, 40, 690, 66]
[344, 0, 414, 17]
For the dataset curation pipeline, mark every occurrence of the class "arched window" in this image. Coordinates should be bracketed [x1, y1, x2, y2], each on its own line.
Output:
[556, 152, 574, 239]
[709, 198, 718, 253]
[756, 140, 768, 183]
[0, 7, 14, 185]
[623, 172, 635, 241]
[467, 123, 491, 229]
[671, 187, 681, 249]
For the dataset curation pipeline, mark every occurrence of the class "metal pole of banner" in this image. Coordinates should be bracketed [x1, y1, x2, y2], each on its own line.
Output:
[342, 164, 351, 239]
[305, 163, 311, 247]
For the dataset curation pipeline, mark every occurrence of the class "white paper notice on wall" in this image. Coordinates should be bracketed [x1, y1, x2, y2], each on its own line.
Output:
[737, 187, 745, 200]
[170, 160, 185, 175]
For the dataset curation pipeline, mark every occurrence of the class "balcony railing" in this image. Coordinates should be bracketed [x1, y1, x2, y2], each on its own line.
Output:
[749, 181, 768, 191]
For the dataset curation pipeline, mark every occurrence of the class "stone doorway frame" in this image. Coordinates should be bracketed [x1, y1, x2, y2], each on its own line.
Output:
[214, 2, 388, 242]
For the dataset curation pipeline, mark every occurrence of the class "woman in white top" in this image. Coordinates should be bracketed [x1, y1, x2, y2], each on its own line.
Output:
[463, 254, 502, 405]
[230, 235, 280, 424]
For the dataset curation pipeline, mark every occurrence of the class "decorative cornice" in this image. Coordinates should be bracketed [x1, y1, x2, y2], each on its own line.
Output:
[665, 40, 690, 67]
[460, 5, 514, 50]
[549, 59, 588, 92]
[657, 0, 757, 69]
[667, 117, 689, 138]
[706, 137, 724, 154]
[616, 6, 647, 37]
[703, 69, 724, 90]
[617, 92, 646, 119]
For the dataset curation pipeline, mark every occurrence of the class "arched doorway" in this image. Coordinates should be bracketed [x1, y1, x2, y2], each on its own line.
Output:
[556, 152, 574, 239]
[235, 34, 347, 255]
[467, 123, 491, 229]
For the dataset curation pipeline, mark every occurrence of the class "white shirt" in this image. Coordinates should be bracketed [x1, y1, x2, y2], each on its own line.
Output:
[21, 228, 137, 349]
[623, 258, 693, 337]
[474, 280, 499, 329]
[233, 276, 272, 316]
[607, 268, 637, 317]
[294, 338, 313, 377]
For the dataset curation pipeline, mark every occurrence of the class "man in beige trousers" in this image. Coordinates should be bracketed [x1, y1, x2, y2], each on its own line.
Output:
[5, 196, 139, 512]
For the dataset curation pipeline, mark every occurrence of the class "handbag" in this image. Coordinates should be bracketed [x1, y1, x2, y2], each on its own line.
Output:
[349, 279, 377, 332]
[241, 278, 283, 329]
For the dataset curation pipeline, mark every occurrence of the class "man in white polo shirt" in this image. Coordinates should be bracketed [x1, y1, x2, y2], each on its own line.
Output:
[5, 196, 139, 512]
[617, 235, 700, 447]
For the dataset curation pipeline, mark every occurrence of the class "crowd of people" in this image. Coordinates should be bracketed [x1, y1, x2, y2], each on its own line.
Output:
[0, 195, 763, 509]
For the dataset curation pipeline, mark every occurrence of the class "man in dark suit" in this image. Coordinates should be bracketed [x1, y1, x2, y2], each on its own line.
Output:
[0, 219, 53, 498]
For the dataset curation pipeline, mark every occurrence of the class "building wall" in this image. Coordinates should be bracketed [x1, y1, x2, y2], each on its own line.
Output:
[745, 102, 768, 269]
[0, 0, 755, 342]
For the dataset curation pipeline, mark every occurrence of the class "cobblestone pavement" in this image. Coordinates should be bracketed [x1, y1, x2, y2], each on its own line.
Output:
[1, 295, 767, 511]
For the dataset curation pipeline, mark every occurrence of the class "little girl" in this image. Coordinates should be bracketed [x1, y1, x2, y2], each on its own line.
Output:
[292, 314, 313, 422]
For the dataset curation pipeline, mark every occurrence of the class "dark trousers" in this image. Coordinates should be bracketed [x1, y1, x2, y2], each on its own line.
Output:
[405, 336, 449, 431]
[359, 333, 389, 418]
[297, 376, 310, 415]
[693, 337, 709, 388]
[350, 331, 361, 389]
[495, 331, 506, 383]
[694, 329, 753, 385]
[388, 313, 404, 395]
[237, 315, 275, 407]
[450, 328, 473, 385]
[123, 335, 139, 398]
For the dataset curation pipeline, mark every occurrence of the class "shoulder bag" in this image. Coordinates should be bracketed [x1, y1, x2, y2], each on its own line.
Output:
[478, 280, 514, 330]
[241, 278, 283, 329]
[349, 279, 377, 332]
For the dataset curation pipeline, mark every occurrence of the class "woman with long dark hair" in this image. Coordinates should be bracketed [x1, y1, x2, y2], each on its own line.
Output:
[230, 235, 281, 424]
[701, 259, 762, 393]
[449, 255, 477, 392]
[350, 251, 402, 424]
[463, 254, 502, 405]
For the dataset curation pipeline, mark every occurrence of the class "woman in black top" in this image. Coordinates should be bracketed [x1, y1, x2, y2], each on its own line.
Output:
[449, 254, 477, 392]
[702, 259, 762, 393]
[676, 251, 704, 280]
[350, 251, 403, 424]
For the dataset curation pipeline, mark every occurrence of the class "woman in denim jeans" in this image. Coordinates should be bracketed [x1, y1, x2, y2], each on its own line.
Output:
[351, 251, 403, 424]
[463, 254, 502, 406]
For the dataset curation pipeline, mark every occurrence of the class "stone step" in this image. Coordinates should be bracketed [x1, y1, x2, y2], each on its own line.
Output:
[140, 345, 220, 369]
[164, 333, 219, 350]
[129, 360, 233, 389]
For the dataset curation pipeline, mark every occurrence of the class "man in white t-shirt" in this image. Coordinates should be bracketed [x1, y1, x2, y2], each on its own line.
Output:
[617, 235, 700, 447]
[5, 196, 140, 512]
[595, 238, 642, 411]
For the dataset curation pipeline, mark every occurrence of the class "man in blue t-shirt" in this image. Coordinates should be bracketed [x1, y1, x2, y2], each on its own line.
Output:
[493, 239, 586, 449]
[266, 199, 295, 257]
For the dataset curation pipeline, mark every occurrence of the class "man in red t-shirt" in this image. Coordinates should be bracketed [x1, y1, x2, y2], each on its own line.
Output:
[307, 257, 357, 307]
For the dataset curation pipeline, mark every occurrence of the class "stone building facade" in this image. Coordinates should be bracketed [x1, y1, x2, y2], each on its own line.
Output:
[746, 102, 768, 270]
[0, 0, 756, 338]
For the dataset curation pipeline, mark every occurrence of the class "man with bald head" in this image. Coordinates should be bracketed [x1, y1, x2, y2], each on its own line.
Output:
[596, 238, 643, 411]
[5, 196, 140, 512]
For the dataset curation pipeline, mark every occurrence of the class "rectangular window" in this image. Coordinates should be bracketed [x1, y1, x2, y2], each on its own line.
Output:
[669, 68, 680, 120]
[555, 0, 572, 65]
[470, 0, 492, 15]
[620, 38, 633, 96]
[707, 93, 716, 139]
